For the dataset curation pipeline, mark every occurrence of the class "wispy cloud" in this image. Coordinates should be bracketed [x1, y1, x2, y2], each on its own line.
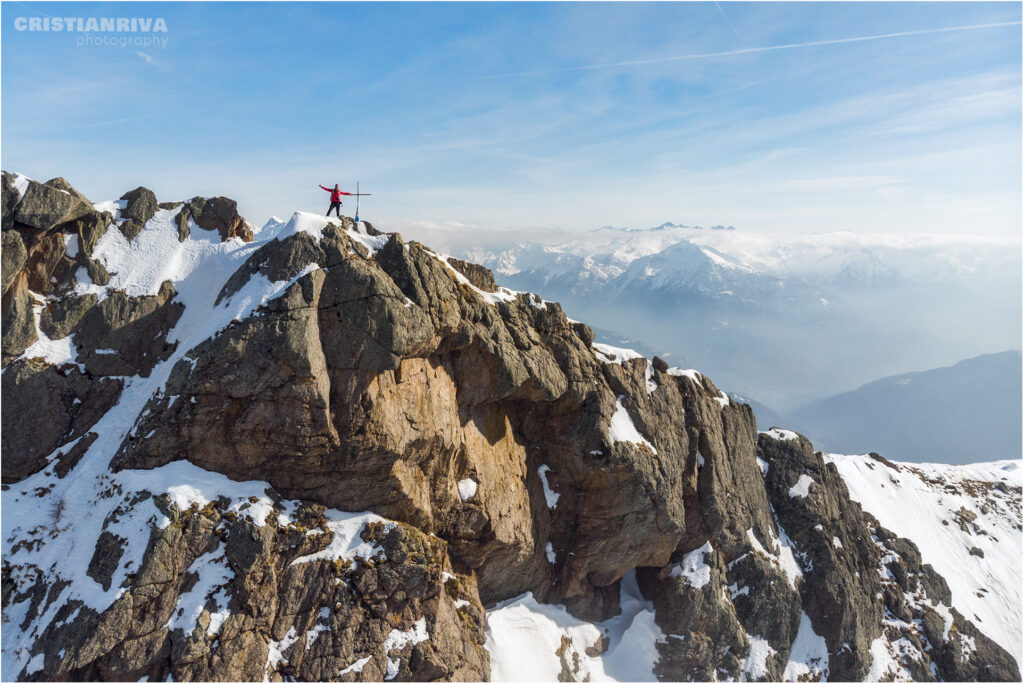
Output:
[466, 21, 1021, 80]
[135, 51, 153, 64]
[28, 108, 218, 134]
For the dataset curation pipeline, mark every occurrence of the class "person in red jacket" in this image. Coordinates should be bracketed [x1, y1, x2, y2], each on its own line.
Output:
[319, 183, 351, 218]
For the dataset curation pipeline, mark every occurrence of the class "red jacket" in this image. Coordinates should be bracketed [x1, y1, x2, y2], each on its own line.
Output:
[320, 185, 351, 203]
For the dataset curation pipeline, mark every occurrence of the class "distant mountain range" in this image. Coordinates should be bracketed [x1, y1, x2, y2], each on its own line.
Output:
[452, 223, 1021, 410]
[785, 350, 1022, 464]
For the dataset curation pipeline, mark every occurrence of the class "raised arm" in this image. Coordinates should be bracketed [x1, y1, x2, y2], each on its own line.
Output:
[319, 184, 331, 192]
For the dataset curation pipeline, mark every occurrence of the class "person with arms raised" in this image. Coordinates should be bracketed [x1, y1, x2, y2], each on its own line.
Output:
[319, 183, 351, 218]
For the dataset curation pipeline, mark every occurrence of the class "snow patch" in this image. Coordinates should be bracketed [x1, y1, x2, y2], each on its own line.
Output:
[782, 612, 830, 681]
[607, 396, 657, 453]
[789, 474, 815, 499]
[486, 571, 664, 682]
[290, 509, 389, 567]
[592, 342, 644, 366]
[828, 454, 1022, 665]
[667, 367, 702, 382]
[339, 656, 371, 676]
[741, 636, 777, 680]
[537, 465, 560, 508]
[165, 551, 232, 637]
[11, 172, 32, 198]
[669, 542, 713, 589]
[457, 478, 478, 501]
[761, 428, 799, 441]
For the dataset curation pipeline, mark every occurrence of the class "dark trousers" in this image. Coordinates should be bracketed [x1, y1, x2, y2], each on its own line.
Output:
[327, 201, 342, 218]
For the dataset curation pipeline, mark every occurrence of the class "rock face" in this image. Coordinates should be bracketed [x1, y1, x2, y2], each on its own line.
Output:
[2, 173, 1020, 682]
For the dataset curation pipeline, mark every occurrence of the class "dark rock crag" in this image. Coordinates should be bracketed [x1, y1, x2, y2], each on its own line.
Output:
[2, 172, 1018, 682]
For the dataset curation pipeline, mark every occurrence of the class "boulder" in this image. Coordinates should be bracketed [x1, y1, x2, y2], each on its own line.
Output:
[118, 186, 158, 242]
[187, 196, 253, 242]
[68, 210, 112, 256]
[120, 186, 158, 224]
[23, 230, 68, 294]
[13, 178, 91, 231]
[173, 206, 190, 241]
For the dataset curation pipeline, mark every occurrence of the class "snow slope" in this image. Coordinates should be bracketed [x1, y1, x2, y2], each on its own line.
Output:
[829, 454, 1022, 667]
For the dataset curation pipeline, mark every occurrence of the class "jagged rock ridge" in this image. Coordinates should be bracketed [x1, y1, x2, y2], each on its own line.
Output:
[1, 172, 1019, 682]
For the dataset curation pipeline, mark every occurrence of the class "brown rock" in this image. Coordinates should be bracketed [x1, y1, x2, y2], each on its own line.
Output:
[1, 272, 37, 366]
[187, 196, 253, 242]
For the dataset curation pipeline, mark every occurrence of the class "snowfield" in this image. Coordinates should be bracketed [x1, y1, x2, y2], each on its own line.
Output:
[828, 454, 1022, 668]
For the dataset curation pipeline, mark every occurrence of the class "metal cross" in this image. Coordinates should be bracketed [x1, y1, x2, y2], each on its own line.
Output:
[350, 181, 372, 223]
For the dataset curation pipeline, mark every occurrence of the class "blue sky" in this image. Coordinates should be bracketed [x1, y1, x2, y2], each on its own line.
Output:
[2, 1, 1021, 235]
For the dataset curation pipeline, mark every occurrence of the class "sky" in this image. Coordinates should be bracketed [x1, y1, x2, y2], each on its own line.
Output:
[2, 1, 1021, 237]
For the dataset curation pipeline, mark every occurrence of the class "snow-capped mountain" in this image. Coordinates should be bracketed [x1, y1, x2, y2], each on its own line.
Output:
[466, 223, 1019, 295]
[3, 173, 1020, 682]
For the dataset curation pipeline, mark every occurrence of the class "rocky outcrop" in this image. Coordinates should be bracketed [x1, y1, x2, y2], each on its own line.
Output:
[447, 257, 497, 293]
[73, 281, 184, 377]
[12, 178, 92, 232]
[118, 187, 158, 241]
[2, 171, 19, 230]
[2, 175, 1019, 682]
[184, 196, 254, 242]
[1, 359, 123, 483]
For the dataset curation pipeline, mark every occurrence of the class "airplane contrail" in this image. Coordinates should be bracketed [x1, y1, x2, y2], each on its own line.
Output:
[714, 1, 741, 39]
[467, 20, 1021, 81]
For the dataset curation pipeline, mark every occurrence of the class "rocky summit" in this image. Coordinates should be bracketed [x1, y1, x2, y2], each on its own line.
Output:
[1, 171, 1020, 682]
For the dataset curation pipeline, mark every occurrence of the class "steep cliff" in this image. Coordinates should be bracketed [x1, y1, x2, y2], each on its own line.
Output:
[2, 172, 1019, 682]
